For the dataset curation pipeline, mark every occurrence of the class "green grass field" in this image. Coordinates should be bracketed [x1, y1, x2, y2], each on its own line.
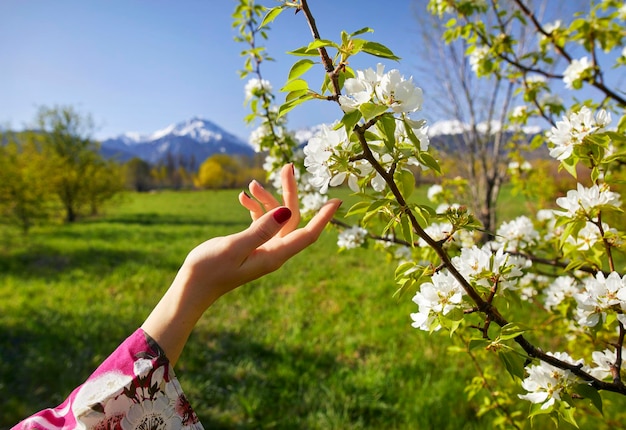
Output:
[0, 187, 617, 429]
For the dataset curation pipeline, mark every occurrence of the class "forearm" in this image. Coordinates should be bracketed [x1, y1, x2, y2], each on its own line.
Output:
[141, 265, 221, 366]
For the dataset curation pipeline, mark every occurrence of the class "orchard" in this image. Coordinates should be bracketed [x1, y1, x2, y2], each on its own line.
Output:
[234, 0, 626, 427]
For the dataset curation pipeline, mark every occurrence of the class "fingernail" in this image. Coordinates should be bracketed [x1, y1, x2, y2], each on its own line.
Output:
[242, 190, 251, 198]
[290, 163, 295, 175]
[273, 207, 292, 224]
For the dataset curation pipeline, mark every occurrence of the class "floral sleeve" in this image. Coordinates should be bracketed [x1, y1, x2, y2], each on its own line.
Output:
[13, 329, 203, 430]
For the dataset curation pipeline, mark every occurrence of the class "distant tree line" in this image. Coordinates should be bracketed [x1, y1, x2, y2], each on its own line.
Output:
[0, 105, 269, 233]
[0, 106, 125, 233]
[125, 152, 266, 191]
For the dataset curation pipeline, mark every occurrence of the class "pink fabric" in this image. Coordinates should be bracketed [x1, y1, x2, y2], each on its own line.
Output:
[12, 329, 203, 429]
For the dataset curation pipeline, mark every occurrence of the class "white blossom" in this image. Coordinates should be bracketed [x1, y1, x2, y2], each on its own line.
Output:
[574, 271, 626, 327]
[565, 221, 607, 251]
[262, 154, 283, 190]
[546, 106, 610, 161]
[511, 105, 527, 119]
[543, 20, 561, 36]
[525, 74, 546, 86]
[536, 209, 564, 241]
[410, 271, 465, 331]
[518, 273, 549, 301]
[540, 93, 564, 108]
[339, 77, 373, 113]
[303, 124, 348, 194]
[393, 245, 413, 262]
[589, 347, 625, 380]
[595, 109, 612, 128]
[436, 203, 460, 214]
[618, 3, 626, 20]
[396, 118, 430, 151]
[555, 183, 621, 218]
[301, 192, 328, 216]
[337, 225, 368, 249]
[519, 352, 585, 410]
[244, 78, 272, 101]
[375, 69, 424, 113]
[507, 160, 532, 171]
[418, 222, 454, 247]
[338, 64, 423, 114]
[469, 45, 490, 75]
[452, 245, 523, 290]
[427, 184, 443, 202]
[495, 215, 539, 251]
[536, 209, 556, 222]
[544, 276, 580, 310]
[563, 57, 592, 89]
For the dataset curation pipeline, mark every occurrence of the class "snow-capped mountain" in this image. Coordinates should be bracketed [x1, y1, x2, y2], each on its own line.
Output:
[100, 118, 254, 166]
[292, 119, 543, 148]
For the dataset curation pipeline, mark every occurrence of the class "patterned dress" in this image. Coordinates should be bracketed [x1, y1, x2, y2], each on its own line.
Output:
[12, 329, 203, 429]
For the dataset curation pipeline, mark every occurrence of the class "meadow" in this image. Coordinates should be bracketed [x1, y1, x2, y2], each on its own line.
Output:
[0, 186, 615, 429]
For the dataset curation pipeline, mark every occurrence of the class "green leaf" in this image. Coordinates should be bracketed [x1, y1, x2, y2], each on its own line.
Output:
[529, 401, 553, 418]
[584, 133, 610, 147]
[377, 114, 396, 151]
[617, 114, 626, 133]
[346, 201, 371, 217]
[308, 39, 339, 50]
[350, 27, 373, 37]
[499, 322, 527, 340]
[403, 118, 423, 149]
[278, 94, 312, 117]
[285, 89, 308, 102]
[397, 169, 415, 199]
[417, 152, 441, 175]
[287, 59, 315, 81]
[359, 103, 388, 122]
[468, 338, 491, 351]
[341, 110, 362, 134]
[530, 133, 545, 150]
[498, 351, 525, 380]
[287, 46, 320, 57]
[259, 6, 283, 29]
[280, 78, 308, 92]
[560, 156, 578, 178]
[559, 405, 579, 428]
[361, 41, 400, 61]
[400, 214, 414, 245]
[573, 384, 603, 414]
[440, 307, 463, 335]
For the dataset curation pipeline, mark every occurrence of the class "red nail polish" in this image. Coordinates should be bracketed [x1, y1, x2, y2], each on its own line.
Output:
[273, 207, 292, 224]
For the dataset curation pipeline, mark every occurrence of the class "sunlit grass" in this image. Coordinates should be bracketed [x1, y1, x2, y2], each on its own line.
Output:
[2, 186, 620, 429]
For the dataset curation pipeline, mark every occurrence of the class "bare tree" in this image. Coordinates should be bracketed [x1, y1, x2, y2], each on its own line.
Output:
[410, 0, 563, 240]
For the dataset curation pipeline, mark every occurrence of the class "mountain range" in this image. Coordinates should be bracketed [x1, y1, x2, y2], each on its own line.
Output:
[100, 118, 255, 167]
[99, 117, 544, 168]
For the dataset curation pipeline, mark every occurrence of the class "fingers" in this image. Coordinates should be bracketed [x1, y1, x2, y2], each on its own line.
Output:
[239, 190, 263, 221]
[232, 206, 293, 255]
[280, 164, 301, 234]
[250, 180, 280, 210]
[239, 180, 280, 222]
[247, 198, 342, 272]
[239, 164, 300, 231]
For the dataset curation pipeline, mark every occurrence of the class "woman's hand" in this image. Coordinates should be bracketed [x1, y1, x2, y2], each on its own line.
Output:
[141, 164, 341, 365]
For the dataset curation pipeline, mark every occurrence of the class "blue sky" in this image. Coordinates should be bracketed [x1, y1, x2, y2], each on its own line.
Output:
[1, 0, 423, 140]
[1, 1, 621, 141]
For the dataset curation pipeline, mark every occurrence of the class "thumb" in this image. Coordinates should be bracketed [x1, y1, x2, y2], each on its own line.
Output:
[235, 206, 292, 251]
